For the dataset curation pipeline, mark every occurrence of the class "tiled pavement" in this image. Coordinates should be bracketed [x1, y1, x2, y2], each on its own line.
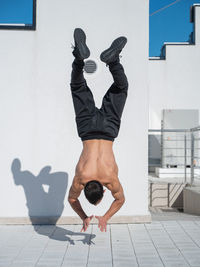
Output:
[1, 212, 200, 266]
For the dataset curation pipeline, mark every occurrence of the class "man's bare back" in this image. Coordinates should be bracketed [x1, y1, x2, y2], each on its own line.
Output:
[76, 140, 118, 188]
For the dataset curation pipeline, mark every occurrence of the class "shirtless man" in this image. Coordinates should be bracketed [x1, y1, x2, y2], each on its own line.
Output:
[68, 28, 128, 232]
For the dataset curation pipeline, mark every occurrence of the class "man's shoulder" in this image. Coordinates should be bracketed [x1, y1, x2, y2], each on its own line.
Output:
[71, 175, 83, 188]
[104, 176, 120, 192]
[73, 173, 90, 187]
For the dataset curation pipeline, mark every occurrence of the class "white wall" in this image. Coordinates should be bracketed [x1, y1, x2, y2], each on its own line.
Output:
[149, 4, 200, 130]
[0, 0, 149, 220]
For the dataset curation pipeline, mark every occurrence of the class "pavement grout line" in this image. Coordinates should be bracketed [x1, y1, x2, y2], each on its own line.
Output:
[0, 226, 23, 252]
[87, 224, 113, 267]
[7, 225, 42, 267]
[144, 223, 166, 267]
[177, 221, 200, 249]
[111, 224, 138, 266]
[33, 225, 57, 267]
[110, 225, 114, 267]
[127, 224, 139, 267]
[59, 225, 76, 267]
[194, 221, 200, 229]
[160, 221, 191, 266]
[86, 224, 93, 267]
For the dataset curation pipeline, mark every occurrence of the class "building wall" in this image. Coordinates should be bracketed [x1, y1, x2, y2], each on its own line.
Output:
[0, 0, 149, 219]
[149, 4, 200, 130]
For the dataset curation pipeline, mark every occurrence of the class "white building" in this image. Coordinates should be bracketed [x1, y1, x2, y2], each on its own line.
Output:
[149, 4, 200, 130]
[0, 0, 150, 223]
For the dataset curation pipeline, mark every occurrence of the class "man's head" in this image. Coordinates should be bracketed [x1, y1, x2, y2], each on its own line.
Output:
[84, 180, 104, 205]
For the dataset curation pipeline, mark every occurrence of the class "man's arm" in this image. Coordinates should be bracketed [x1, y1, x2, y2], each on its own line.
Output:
[104, 182, 125, 220]
[95, 181, 125, 232]
[68, 178, 87, 220]
[68, 177, 94, 232]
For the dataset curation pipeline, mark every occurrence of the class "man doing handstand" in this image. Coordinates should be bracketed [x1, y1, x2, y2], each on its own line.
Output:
[68, 28, 128, 232]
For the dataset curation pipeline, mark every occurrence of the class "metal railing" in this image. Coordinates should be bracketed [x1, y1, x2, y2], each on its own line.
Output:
[190, 126, 200, 186]
[149, 127, 200, 186]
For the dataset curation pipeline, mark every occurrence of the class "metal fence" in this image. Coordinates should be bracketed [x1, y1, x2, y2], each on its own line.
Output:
[149, 126, 200, 186]
[190, 126, 200, 185]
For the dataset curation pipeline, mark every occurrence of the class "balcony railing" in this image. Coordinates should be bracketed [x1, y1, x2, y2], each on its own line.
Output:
[149, 126, 200, 186]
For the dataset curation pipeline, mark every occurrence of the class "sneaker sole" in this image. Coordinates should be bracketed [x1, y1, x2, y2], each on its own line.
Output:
[74, 28, 90, 60]
[100, 37, 127, 64]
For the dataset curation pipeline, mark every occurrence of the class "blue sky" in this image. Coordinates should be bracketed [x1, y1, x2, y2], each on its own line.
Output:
[0, 0, 200, 56]
[150, 0, 200, 56]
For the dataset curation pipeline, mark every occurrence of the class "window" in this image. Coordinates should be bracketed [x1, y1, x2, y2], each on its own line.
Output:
[0, 0, 36, 30]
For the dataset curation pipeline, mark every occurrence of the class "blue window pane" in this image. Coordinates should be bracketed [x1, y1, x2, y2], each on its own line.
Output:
[0, 0, 33, 25]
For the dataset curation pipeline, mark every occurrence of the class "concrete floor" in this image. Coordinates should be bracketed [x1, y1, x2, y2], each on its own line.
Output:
[1, 210, 200, 267]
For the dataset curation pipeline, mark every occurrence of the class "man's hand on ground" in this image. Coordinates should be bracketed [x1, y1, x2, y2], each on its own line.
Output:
[95, 216, 107, 232]
[81, 215, 93, 232]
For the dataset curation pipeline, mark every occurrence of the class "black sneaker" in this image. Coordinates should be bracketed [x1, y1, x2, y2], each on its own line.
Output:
[100, 37, 127, 64]
[72, 28, 90, 60]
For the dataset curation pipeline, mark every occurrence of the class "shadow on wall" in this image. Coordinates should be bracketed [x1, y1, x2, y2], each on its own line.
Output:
[11, 158, 68, 220]
[11, 158, 96, 245]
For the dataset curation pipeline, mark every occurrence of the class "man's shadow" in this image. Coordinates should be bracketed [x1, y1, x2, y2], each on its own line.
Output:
[11, 158, 96, 245]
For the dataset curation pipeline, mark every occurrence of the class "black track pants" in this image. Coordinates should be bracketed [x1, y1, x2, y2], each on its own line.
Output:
[70, 59, 128, 142]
